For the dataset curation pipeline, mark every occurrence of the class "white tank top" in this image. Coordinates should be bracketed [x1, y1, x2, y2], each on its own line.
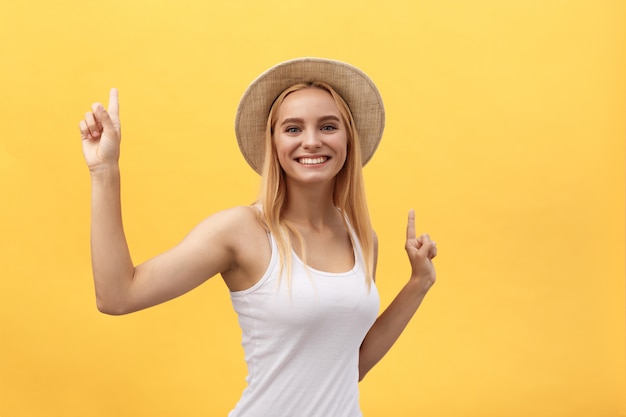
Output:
[228, 228, 380, 417]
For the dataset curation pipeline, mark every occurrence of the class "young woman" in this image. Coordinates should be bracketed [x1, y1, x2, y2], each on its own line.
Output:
[79, 58, 437, 417]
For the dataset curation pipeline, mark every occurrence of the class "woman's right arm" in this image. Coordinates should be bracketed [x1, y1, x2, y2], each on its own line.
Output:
[79, 89, 236, 315]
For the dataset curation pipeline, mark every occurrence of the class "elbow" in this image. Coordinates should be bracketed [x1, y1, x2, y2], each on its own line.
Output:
[96, 302, 127, 316]
[96, 295, 132, 316]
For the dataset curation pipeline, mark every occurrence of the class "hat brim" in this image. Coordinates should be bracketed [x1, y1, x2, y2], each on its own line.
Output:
[235, 57, 385, 174]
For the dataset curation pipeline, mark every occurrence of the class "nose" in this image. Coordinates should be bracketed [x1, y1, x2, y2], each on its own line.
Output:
[302, 129, 322, 150]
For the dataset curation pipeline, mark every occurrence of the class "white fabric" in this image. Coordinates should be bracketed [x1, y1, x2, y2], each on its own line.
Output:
[228, 230, 380, 417]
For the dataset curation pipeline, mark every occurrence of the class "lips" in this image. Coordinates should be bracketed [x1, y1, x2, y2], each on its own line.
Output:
[297, 156, 329, 165]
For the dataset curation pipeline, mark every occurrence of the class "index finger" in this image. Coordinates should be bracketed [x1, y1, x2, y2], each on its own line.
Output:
[406, 209, 416, 241]
[108, 88, 119, 119]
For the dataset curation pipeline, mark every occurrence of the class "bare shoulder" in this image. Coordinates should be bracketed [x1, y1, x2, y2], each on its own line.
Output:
[217, 205, 265, 232]
[204, 205, 270, 291]
[195, 206, 265, 247]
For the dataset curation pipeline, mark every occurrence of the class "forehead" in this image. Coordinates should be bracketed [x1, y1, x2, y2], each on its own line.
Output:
[276, 87, 340, 119]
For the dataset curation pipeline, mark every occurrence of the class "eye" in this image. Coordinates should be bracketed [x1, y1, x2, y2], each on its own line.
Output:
[321, 124, 337, 131]
[285, 126, 301, 133]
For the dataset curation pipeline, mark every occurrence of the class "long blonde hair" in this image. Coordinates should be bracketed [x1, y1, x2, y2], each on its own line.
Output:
[256, 82, 374, 288]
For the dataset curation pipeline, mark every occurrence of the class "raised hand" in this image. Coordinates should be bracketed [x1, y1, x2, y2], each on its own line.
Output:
[405, 209, 437, 292]
[79, 88, 121, 172]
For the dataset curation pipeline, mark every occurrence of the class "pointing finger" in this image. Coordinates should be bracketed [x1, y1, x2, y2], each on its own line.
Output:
[406, 209, 416, 241]
[108, 88, 119, 122]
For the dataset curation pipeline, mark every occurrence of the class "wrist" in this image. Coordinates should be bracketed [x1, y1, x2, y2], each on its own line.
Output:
[89, 164, 121, 182]
[406, 274, 433, 297]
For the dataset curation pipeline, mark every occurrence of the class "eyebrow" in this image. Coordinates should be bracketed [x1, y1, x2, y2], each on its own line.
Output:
[279, 115, 341, 127]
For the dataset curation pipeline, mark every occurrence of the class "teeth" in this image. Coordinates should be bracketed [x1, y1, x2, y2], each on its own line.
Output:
[299, 157, 327, 165]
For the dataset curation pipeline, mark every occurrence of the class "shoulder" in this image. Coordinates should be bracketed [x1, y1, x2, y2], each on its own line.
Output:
[190, 204, 269, 273]
[212, 205, 272, 291]
[210, 205, 261, 227]
[213, 205, 268, 248]
[194, 205, 265, 241]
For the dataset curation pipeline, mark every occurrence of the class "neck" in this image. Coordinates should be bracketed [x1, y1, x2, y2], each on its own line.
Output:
[282, 179, 338, 230]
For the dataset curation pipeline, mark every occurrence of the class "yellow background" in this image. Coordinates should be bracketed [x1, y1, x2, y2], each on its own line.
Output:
[1, 0, 624, 416]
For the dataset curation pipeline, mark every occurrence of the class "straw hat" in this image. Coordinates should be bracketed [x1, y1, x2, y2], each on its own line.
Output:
[235, 57, 385, 174]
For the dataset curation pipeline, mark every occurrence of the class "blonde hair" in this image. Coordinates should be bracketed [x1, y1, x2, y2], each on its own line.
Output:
[255, 82, 374, 289]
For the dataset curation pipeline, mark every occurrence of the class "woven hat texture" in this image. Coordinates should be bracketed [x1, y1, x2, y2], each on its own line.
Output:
[235, 57, 385, 173]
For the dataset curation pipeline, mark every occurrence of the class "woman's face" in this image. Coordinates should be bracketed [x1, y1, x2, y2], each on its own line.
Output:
[273, 87, 348, 186]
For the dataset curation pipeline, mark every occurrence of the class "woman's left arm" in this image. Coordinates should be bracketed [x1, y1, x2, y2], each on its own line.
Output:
[358, 209, 437, 381]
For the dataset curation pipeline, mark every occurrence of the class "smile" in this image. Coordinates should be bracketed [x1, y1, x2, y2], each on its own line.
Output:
[297, 156, 329, 165]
